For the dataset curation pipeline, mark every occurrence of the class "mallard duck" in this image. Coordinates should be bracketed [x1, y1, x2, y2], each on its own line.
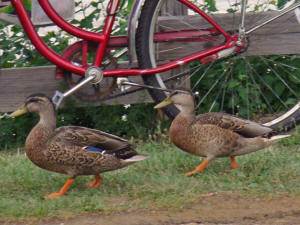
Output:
[154, 90, 289, 176]
[9, 94, 148, 198]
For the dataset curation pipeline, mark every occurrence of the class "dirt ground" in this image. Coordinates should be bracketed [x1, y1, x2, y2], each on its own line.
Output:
[2, 193, 300, 225]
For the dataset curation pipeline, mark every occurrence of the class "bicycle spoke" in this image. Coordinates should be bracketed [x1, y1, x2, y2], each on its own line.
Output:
[157, 46, 185, 54]
[158, 12, 208, 31]
[196, 65, 230, 109]
[220, 70, 230, 112]
[208, 74, 229, 112]
[191, 62, 214, 90]
[259, 56, 298, 98]
[263, 57, 300, 84]
[268, 58, 300, 71]
[244, 58, 287, 109]
[244, 58, 275, 112]
[163, 63, 202, 83]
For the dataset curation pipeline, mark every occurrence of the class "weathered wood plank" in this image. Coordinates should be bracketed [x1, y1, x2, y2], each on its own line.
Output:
[160, 1, 187, 16]
[157, 10, 300, 57]
[0, 66, 153, 112]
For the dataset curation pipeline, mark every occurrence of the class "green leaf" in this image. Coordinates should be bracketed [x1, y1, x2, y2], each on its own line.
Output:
[204, 0, 217, 12]
[227, 80, 240, 89]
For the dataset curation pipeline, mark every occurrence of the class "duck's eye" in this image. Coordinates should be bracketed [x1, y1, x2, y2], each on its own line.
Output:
[27, 98, 42, 104]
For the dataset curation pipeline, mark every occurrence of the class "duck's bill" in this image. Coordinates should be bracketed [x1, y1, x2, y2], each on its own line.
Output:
[154, 97, 173, 109]
[8, 104, 27, 118]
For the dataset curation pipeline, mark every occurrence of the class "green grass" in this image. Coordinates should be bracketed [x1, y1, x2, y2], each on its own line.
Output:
[0, 135, 300, 220]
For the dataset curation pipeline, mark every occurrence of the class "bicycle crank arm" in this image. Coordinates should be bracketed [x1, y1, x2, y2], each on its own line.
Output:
[52, 74, 96, 109]
[52, 66, 103, 109]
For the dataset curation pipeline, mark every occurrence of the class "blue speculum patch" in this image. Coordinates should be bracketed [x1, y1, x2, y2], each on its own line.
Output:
[84, 146, 106, 153]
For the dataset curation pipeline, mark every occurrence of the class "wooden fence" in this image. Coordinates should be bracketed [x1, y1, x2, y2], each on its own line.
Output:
[0, 66, 152, 112]
[0, 10, 299, 112]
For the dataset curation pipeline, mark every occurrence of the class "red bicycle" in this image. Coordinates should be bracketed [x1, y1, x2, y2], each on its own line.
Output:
[2, 0, 300, 131]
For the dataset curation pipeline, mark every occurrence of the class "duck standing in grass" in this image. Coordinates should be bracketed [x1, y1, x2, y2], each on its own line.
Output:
[9, 94, 148, 198]
[154, 90, 289, 176]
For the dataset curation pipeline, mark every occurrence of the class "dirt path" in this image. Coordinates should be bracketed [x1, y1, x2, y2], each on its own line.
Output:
[2, 194, 300, 225]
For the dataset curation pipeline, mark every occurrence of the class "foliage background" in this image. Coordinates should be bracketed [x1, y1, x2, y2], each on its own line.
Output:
[0, 0, 299, 149]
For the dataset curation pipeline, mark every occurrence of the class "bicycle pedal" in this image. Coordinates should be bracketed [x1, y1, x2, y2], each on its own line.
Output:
[52, 91, 64, 109]
[117, 78, 132, 92]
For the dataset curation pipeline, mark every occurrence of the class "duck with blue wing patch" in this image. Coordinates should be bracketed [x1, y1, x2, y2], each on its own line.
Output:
[8, 93, 148, 198]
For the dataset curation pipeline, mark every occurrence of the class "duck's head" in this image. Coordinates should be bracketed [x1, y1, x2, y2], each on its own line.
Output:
[8, 94, 55, 118]
[154, 90, 195, 115]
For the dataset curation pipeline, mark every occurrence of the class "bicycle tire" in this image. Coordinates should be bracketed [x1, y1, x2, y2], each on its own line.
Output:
[263, 102, 300, 133]
[136, 0, 182, 118]
[136, 0, 300, 131]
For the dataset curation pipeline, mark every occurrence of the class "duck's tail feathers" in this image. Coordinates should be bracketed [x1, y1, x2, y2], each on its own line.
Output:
[121, 154, 149, 166]
[263, 134, 291, 145]
[236, 134, 291, 156]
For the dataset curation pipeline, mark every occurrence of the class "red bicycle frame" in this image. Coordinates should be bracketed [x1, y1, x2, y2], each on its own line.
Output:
[10, 0, 241, 77]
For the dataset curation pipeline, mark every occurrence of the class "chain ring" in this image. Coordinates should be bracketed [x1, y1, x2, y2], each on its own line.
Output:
[63, 42, 118, 102]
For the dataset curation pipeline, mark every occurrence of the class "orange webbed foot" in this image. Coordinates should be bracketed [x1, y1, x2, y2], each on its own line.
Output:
[185, 159, 210, 176]
[185, 170, 202, 176]
[44, 192, 65, 199]
[44, 178, 74, 199]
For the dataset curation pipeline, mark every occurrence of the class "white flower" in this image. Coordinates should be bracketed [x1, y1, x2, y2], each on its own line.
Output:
[123, 104, 131, 109]
[121, 115, 128, 122]
[50, 37, 56, 42]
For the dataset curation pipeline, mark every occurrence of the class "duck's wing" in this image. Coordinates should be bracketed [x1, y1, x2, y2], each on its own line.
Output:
[49, 126, 137, 159]
[54, 126, 128, 145]
[195, 112, 272, 137]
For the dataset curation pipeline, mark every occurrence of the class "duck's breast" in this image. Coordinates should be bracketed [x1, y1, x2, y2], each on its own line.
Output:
[169, 115, 202, 156]
[25, 125, 56, 172]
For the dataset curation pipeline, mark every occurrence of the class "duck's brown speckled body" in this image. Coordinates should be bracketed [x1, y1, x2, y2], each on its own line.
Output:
[10, 94, 148, 198]
[155, 90, 289, 176]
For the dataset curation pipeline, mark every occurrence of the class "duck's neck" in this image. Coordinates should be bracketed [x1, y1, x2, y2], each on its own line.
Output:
[38, 109, 57, 131]
[25, 108, 56, 158]
[175, 102, 195, 117]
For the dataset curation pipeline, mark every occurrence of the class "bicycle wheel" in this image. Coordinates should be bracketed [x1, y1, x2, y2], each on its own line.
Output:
[136, 0, 300, 131]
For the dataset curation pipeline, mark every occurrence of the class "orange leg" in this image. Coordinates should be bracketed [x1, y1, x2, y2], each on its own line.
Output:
[226, 157, 240, 173]
[44, 178, 74, 199]
[185, 159, 210, 176]
[88, 174, 102, 188]
[230, 156, 239, 170]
